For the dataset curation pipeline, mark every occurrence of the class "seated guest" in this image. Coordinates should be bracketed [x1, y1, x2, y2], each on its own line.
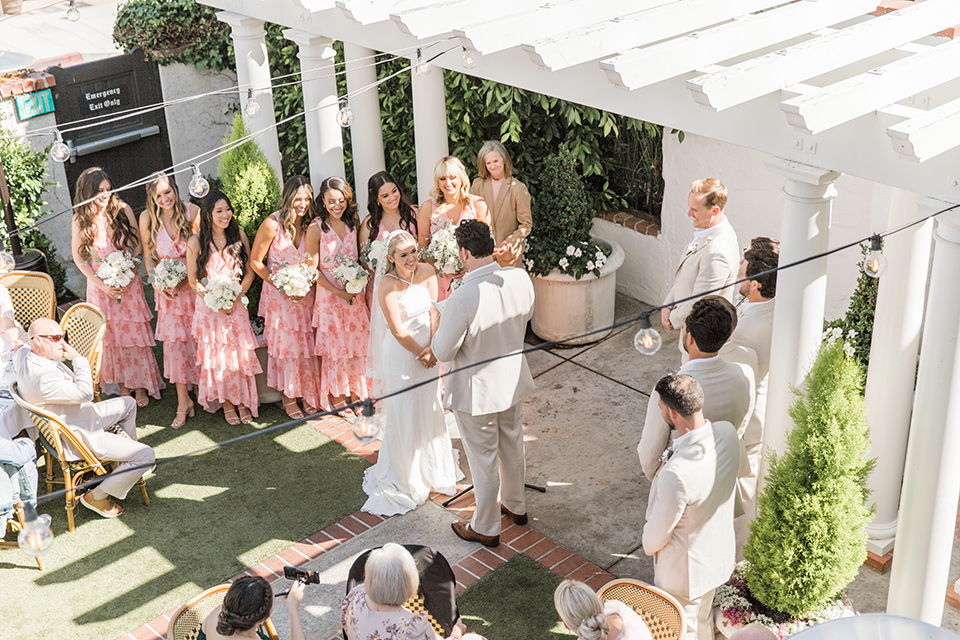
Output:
[0, 430, 37, 534]
[554, 580, 652, 640]
[342, 543, 483, 640]
[0, 283, 27, 354]
[200, 575, 306, 640]
[14, 318, 155, 519]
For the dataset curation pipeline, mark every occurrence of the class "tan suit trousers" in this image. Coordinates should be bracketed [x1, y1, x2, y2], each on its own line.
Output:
[675, 588, 716, 640]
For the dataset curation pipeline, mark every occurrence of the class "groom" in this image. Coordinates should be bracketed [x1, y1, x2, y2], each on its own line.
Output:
[432, 220, 535, 547]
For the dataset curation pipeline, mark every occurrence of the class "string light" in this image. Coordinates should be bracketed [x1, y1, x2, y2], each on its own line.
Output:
[244, 88, 261, 119]
[415, 48, 432, 77]
[65, 0, 79, 21]
[188, 164, 209, 199]
[50, 130, 70, 163]
[863, 235, 887, 278]
[0, 250, 15, 275]
[336, 98, 354, 128]
[462, 48, 478, 69]
[633, 312, 662, 356]
[351, 399, 379, 443]
[17, 503, 53, 557]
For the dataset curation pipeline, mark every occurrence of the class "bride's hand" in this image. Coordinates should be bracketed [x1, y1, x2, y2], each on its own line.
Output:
[417, 346, 437, 368]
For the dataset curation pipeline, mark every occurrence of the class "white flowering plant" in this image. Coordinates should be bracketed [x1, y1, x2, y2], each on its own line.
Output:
[525, 239, 611, 279]
[93, 251, 140, 303]
[269, 261, 317, 299]
[420, 219, 463, 276]
[360, 239, 386, 272]
[148, 258, 187, 291]
[201, 273, 247, 313]
[331, 252, 369, 302]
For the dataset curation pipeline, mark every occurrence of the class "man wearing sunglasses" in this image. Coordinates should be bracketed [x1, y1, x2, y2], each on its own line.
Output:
[14, 318, 155, 519]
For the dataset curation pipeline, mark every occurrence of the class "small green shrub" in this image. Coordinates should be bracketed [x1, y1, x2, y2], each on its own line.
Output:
[0, 128, 66, 293]
[113, 0, 233, 70]
[743, 334, 875, 618]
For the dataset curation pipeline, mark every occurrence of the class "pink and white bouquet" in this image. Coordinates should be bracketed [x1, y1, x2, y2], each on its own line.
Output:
[331, 252, 369, 299]
[420, 220, 462, 275]
[201, 273, 247, 312]
[94, 251, 140, 303]
[269, 261, 317, 298]
[149, 258, 187, 290]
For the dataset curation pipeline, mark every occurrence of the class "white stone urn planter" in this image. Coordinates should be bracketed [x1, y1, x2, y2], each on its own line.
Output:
[530, 238, 624, 346]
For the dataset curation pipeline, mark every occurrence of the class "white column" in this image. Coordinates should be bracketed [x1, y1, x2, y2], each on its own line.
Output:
[411, 66, 449, 204]
[761, 158, 840, 467]
[283, 29, 344, 187]
[217, 12, 282, 182]
[888, 201, 960, 625]
[864, 190, 932, 557]
[344, 42, 386, 216]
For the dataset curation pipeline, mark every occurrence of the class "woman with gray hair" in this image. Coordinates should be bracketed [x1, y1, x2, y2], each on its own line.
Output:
[469, 141, 532, 268]
[554, 580, 653, 640]
[341, 543, 483, 640]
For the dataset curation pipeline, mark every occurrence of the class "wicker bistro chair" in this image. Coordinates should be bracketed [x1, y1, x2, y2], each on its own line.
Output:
[0, 502, 45, 570]
[596, 578, 686, 640]
[0, 270, 56, 330]
[167, 584, 279, 640]
[60, 303, 106, 401]
[9, 382, 149, 532]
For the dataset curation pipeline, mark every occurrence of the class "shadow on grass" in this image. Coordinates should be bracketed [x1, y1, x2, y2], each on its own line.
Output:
[457, 554, 575, 640]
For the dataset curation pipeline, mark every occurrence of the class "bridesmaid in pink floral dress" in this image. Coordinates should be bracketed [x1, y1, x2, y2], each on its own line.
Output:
[139, 172, 200, 428]
[70, 167, 163, 406]
[186, 189, 261, 425]
[306, 176, 369, 413]
[359, 171, 419, 311]
[416, 157, 490, 300]
[250, 175, 322, 419]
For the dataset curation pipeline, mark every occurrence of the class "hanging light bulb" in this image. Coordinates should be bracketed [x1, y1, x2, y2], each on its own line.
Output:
[415, 48, 431, 77]
[633, 313, 662, 356]
[244, 88, 261, 119]
[50, 130, 71, 163]
[351, 399, 379, 443]
[462, 48, 478, 70]
[863, 234, 887, 279]
[336, 98, 353, 128]
[65, 0, 80, 22]
[18, 503, 54, 557]
[188, 164, 210, 199]
[0, 250, 15, 276]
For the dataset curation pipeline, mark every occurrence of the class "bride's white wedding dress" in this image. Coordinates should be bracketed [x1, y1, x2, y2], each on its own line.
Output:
[361, 277, 462, 516]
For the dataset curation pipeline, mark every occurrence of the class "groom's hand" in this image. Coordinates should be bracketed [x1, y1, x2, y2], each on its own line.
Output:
[417, 346, 437, 368]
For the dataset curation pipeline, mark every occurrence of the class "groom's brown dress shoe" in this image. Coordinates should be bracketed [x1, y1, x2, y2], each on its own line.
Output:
[451, 521, 499, 547]
[500, 504, 528, 526]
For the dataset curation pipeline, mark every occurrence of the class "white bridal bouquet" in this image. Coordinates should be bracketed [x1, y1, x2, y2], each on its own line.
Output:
[149, 258, 187, 290]
[360, 239, 386, 271]
[201, 273, 247, 313]
[269, 261, 318, 298]
[420, 220, 462, 276]
[331, 252, 369, 301]
[95, 251, 140, 302]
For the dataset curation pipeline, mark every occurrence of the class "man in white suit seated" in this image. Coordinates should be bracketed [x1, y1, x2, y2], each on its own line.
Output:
[639, 297, 755, 482]
[432, 220, 535, 548]
[14, 318, 154, 519]
[643, 373, 740, 640]
[661, 178, 740, 341]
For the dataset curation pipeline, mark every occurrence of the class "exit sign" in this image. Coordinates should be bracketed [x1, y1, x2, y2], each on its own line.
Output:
[14, 89, 55, 121]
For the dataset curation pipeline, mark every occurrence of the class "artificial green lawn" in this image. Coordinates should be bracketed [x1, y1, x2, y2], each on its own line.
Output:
[1, 387, 368, 640]
[457, 554, 576, 640]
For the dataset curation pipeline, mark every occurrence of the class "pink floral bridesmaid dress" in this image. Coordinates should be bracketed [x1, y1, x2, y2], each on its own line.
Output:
[429, 199, 477, 301]
[154, 224, 199, 387]
[194, 246, 261, 416]
[86, 215, 164, 397]
[312, 221, 369, 408]
[259, 212, 322, 410]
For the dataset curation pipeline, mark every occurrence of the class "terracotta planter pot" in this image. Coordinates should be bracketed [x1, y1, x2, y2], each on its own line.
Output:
[530, 238, 624, 346]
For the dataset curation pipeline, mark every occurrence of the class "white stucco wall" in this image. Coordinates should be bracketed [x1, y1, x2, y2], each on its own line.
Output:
[595, 131, 892, 321]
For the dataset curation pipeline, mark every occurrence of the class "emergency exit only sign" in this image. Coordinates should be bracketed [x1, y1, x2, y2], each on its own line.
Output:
[14, 89, 55, 121]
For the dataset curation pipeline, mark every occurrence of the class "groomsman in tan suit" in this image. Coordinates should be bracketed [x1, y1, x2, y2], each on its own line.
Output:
[643, 374, 740, 640]
[661, 179, 739, 340]
[432, 220, 535, 547]
[469, 141, 533, 268]
[639, 298, 755, 482]
[729, 241, 778, 551]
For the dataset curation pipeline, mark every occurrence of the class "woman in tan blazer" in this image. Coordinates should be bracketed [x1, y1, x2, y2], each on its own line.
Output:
[469, 141, 532, 268]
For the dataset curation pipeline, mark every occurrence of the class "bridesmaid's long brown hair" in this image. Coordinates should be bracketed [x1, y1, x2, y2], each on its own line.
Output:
[142, 172, 193, 261]
[73, 167, 138, 261]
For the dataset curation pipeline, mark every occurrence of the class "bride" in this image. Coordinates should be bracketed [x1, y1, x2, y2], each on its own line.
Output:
[362, 230, 462, 515]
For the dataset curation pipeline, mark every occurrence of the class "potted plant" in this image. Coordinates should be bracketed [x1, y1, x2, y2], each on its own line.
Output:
[714, 329, 876, 638]
[523, 146, 624, 345]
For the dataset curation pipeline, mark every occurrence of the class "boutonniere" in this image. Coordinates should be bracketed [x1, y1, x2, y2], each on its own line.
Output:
[660, 448, 674, 464]
[684, 242, 699, 258]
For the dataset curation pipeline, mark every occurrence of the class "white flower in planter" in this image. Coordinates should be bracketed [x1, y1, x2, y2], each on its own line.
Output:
[566, 246, 576, 256]
[586, 261, 595, 271]
[574, 247, 583, 258]
[558, 257, 569, 269]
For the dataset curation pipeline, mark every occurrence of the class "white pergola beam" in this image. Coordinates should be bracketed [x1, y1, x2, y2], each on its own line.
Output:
[523, 0, 790, 72]
[336, 0, 440, 26]
[454, 0, 674, 56]
[782, 39, 960, 134]
[601, 0, 876, 91]
[889, 96, 960, 163]
[392, 0, 536, 39]
[687, 0, 960, 112]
